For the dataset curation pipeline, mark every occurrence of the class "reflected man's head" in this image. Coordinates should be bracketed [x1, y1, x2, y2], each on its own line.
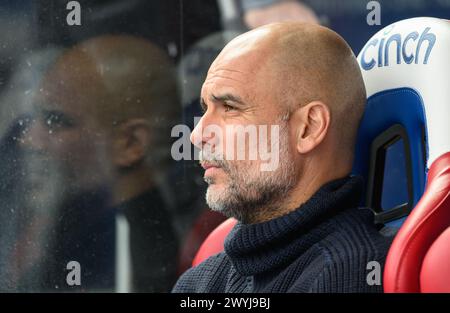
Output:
[22, 35, 178, 197]
[191, 22, 366, 224]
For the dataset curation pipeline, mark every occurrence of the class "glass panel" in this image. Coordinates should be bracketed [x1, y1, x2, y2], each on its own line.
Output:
[0, 0, 445, 293]
[381, 138, 408, 211]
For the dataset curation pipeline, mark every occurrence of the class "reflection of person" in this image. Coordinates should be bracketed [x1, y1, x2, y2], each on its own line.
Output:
[242, 0, 319, 29]
[173, 22, 391, 293]
[21, 35, 180, 292]
[0, 47, 65, 291]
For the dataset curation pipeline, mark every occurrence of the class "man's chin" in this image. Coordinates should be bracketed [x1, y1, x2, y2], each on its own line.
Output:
[206, 184, 229, 208]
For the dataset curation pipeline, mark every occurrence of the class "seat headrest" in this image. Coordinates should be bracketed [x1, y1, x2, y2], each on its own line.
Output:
[357, 17, 450, 168]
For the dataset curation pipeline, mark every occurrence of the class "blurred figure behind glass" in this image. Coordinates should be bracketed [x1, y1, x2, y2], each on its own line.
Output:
[0, 47, 64, 291]
[17, 35, 180, 292]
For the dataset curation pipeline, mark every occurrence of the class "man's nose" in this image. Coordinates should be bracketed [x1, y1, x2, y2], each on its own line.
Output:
[190, 112, 219, 150]
[19, 119, 49, 152]
[190, 115, 205, 149]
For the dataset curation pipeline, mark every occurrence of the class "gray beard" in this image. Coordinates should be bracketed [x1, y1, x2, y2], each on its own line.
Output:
[204, 125, 296, 223]
[208, 181, 294, 224]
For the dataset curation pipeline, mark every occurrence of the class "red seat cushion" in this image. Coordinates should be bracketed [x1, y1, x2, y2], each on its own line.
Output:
[421, 227, 450, 292]
[384, 152, 450, 292]
[192, 218, 237, 267]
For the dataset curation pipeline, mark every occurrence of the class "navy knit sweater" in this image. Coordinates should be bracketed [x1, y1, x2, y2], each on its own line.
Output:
[172, 176, 392, 293]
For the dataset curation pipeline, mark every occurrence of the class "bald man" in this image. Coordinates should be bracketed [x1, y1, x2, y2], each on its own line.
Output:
[172, 22, 391, 293]
[21, 35, 180, 291]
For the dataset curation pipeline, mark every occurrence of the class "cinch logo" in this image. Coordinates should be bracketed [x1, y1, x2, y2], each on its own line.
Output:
[361, 26, 436, 71]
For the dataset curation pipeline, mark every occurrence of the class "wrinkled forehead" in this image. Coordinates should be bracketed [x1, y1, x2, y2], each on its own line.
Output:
[202, 39, 275, 102]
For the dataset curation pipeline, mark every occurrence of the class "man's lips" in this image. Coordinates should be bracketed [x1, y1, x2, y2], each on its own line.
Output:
[200, 162, 221, 170]
[200, 162, 225, 178]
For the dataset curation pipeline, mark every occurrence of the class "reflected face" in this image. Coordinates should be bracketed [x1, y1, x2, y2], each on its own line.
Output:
[190, 37, 299, 222]
[20, 69, 113, 195]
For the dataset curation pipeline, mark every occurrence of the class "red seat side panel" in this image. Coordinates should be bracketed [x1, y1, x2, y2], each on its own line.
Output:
[384, 152, 450, 292]
[192, 218, 237, 267]
[420, 227, 450, 292]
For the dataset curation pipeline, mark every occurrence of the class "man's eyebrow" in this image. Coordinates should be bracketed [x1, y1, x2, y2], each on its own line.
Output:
[199, 93, 246, 112]
[210, 93, 245, 106]
[41, 108, 65, 117]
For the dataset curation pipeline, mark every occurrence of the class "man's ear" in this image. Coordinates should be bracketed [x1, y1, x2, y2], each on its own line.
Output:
[290, 101, 330, 154]
[113, 119, 151, 168]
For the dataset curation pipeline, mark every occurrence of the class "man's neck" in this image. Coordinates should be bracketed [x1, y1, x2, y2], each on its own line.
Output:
[246, 166, 351, 224]
[112, 166, 153, 206]
[244, 176, 322, 224]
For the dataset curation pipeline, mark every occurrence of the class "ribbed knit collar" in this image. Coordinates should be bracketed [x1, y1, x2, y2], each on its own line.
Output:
[223, 176, 364, 276]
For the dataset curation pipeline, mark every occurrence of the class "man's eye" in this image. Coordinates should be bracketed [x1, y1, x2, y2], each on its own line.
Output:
[44, 113, 74, 129]
[224, 104, 234, 112]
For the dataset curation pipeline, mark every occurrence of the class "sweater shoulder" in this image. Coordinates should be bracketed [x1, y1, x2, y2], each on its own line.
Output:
[288, 208, 392, 293]
[172, 252, 231, 293]
[321, 207, 393, 258]
[307, 208, 392, 292]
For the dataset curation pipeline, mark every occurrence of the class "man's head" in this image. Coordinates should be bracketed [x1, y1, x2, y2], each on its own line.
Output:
[21, 35, 178, 199]
[191, 22, 366, 223]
